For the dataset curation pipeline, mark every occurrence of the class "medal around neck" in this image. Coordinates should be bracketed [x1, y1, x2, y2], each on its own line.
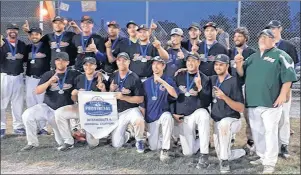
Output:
[30, 60, 35, 64]
[56, 48, 61, 52]
[185, 92, 191, 97]
[213, 98, 217, 103]
[58, 89, 64, 94]
[152, 96, 157, 101]
[141, 57, 147, 62]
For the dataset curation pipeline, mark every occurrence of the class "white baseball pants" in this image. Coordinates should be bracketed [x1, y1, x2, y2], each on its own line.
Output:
[278, 90, 292, 146]
[147, 112, 174, 151]
[248, 106, 283, 167]
[1, 73, 24, 130]
[111, 107, 145, 148]
[22, 103, 64, 146]
[178, 108, 210, 156]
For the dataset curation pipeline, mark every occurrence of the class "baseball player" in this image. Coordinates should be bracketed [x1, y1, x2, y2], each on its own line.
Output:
[139, 56, 179, 161]
[181, 22, 202, 52]
[108, 52, 145, 153]
[172, 53, 211, 168]
[210, 54, 245, 173]
[22, 16, 81, 69]
[235, 29, 297, 174]
[165, 28, 189, 77]
[25, 27, 51, 135]
[72, 16, 106, 72]
[55, 57, 107, 151]
[229, 27, 256, 154]
[1, 23, 27, 138]
[265, 20, 299, 159]
[20, 52, 81, 151]
[191, 22, 228, 76]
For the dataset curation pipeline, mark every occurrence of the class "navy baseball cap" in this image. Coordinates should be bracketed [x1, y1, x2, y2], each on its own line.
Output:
[28, 27, 42, 34]
[126, 21, 137, 28]
[107, 21, 120, 28]
[52, 16, 64, 23]
[137, 24, 148, 31]
[117, 52, 130, 60]
[81, 16, 94, 24]
[6, 23, 19, 30]
[215, 54, 230, 64]
[83, 57, 96, 65]
[187, 52, 201, 61]
[152, 56, 166, 64]
[188, 22, 200, 30]
[265, 20, 282, 29]
[55, 52, 69, 61]
[258, 29, 275, 39]
[203, 22, 217, 30]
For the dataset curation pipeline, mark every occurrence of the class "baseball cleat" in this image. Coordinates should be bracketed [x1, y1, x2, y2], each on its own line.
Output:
[37, 129, 49, 135]
[57, 143, 74, 151]
[136, 140, 145, 153]
[13, 128, 26, 136]
[160, 149, 171, 162]
[250, 158, 262, 165]
[1, 129, 5, 139]
[262, 165, 275, 174]
[220, 160, 230, 174]
[196, 154, 209, 169]
[279, 144, 290, 159]
[21, 145, 36, 151]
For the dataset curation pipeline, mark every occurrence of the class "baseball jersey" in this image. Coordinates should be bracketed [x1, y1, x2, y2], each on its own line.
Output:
[25, 42, 51, 78]
[141, 75, 179, 123]
[38, 69, 81, 110]
[172, 71, 212, 116]
[74, 73, 108, 91]
[210, 75, 244, 122]
[0, 39, 27, 75]
[108, 71, 144, 113]
[243, 47, 298, 108]
[165, 47, 189, 77]
[181, 40, 202, 52]
[72, 33, 106, 72]
[40, 31, 77, 68]
[276, 39, 299, 64]
[197, 41, 228, 76]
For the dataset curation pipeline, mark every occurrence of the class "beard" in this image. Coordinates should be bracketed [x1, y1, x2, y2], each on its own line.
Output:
[235, 42, 245, 47]
[55, 29, 63, 33]
[8, 32, 17, 39]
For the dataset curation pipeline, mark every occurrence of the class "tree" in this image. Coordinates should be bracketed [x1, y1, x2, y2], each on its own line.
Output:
[199, 12, 235, 32]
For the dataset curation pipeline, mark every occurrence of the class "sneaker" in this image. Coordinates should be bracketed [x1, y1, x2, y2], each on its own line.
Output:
[229, 149, 246, 161]
[196, 154, 209, 169]
[280, 144, 290, 159]
[262, 165, 275, 174]
[290, 129, 294, 135]
[250, 158, 262, 165]
[245, 140, 255, 156]
[135, 140, 145, 153]
[220, 160, 230, 174]
[37, 129, 49, 135]
[88, 144, 98, 150]
[160, 149, 171, 162]
[13, 128, 26, 136]
[57, 143, 74, 151]
[1, 129, 5, 139]
[21, 145, 36, 151]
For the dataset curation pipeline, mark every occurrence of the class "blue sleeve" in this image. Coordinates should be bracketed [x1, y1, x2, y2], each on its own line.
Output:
[95, 51, 106, 62]
[167, 78, 179, 101]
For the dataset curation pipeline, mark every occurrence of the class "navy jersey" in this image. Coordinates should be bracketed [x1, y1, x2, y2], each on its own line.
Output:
[164, 47, 189, 77]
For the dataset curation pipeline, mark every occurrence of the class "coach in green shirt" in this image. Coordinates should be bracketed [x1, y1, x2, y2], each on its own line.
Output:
[235, 29, 297, 174]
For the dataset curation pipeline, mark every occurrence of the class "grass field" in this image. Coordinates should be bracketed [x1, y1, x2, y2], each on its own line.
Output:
[1, 113, 300, 174]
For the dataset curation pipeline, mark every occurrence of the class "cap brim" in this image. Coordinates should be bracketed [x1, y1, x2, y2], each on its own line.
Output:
[137, 28, 148, 31]
[170, 33, 183, 36]
[117, 55, 130, 60]
[108, 24, 119, 28]
[203, 25, 217, 30]
[126, 22, 137, 28]
[188, 26, 199, 30]
[214, 60, 229, 64]
[81, 20, 93, 23]
[52, 19, 64, 23]
[187, 55, 200, 60]
[7, 27, 19, 30]
[83, 61, 96, 65]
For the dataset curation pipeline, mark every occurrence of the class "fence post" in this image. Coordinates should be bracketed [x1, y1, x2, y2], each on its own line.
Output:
[237, 1, 241, 28]
[146, 1, 149, 27]
[39, 1, 44, 30]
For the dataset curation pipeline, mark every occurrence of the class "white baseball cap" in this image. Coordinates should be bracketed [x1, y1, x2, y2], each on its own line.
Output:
[170, 28, 183, 36]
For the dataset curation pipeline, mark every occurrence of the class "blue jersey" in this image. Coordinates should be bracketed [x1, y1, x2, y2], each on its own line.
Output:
[140, 75, 179, 123]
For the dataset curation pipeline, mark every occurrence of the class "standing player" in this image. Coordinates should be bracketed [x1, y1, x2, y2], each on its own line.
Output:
[192, 22, 228, 76]
[165, 28, 189, 77]
[72, 16, 106, 72]
[235, 29, 297, 174]
[265, 20, 299, 158]
[140, 56, 179, 161]
[210, 54, 245, 173]
[181, 22, 202, 52]
[25, 27, 51, 135]
[217, 27, 230, 50]
[20, 52, 81, 151]
[108, 52, 145, 153]
[1, 23, 27, 137]
[172, 53, 211, 168]
[55, 57, 107, 151]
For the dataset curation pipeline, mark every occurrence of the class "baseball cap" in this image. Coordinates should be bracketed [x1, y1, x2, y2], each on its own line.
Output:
[187, 52, 201, 61]
[137, 24, 148, 31]
[117, 52, 130, 60]
[258, 29, 275, 39]
[107, 21, 120, 28]
[152, 56, 166, 64]
[214, 54, 230, 64]
[126, 21, 137, 28]
[265, 20, 282, 29]
[188, 22, 200, 30]
[81, 15, 94, 24]
[55, 52, 69, 61]
[83, 57, 96, 65]
[6, 23, 19, 30]
[28, 27, 42, 35]
[52, 16, 64, 23]
[170, 28, 184, 36]
[203, 22, 217, 30]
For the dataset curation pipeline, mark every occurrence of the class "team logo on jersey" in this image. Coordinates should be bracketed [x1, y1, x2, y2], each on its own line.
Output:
[159, 84, 166, 91]
[179, 85, 198, 96]
[280, 54, 294, 69]
[28, 52, 46, 59]
[263, 56, 275, 63]
[49, 83, 73, 91]
[120, 87, 131, 94]
[50, 41, 69, 49]
[84, 96, 113, 116]
[6, 53, 24, 60]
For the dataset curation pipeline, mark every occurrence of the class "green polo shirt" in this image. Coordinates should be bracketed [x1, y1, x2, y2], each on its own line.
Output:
[243, 47, 297, 108]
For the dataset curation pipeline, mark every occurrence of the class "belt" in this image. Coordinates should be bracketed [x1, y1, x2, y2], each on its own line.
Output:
[1, 72, 21, 76]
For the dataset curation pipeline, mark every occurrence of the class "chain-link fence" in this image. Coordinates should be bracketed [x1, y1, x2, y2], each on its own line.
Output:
[1, 1, 300, 116]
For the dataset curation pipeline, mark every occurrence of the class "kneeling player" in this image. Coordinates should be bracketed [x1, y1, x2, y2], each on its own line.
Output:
[210, 54, 245, 173]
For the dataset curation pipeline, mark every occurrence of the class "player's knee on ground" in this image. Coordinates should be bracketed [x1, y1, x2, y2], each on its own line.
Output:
[22, 107, 36, 124]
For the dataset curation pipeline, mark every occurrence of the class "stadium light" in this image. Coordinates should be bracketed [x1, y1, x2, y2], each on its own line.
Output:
[41, 8, 48, 16]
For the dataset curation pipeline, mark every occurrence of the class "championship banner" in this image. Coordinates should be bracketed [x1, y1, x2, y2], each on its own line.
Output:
[78, 91, 118, 139]
[81, 1, 97, 12]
